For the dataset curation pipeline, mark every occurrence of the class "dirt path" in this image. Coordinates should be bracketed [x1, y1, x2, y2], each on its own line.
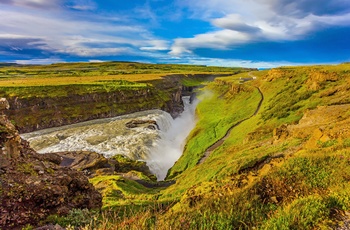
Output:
[197, 76, 264, 165]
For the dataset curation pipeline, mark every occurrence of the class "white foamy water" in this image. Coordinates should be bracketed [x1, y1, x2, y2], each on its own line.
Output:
[21, 96, 198, 180]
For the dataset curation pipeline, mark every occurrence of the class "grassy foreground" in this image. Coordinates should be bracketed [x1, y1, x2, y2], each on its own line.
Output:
[16, 63, 350, 229]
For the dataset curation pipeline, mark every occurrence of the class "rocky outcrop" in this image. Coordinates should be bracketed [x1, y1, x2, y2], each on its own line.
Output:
[49, 151, 156, 181]
[306, 70, 339, 91]
[272, 104, 350, 147]
[0, 100, 102, 229]
[125, 119, 160, 130]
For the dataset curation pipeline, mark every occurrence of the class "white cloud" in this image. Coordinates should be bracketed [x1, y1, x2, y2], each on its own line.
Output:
[2, 0, 61, 9]
[170, 29, 251, 56]
[0, 4, 169, 58]
[15, 58, 65, 64]
[67, 0, 97, 11]
[140, 39, 170, 51]
[63, 47, 132, 57]
[88, 59, 105, 63]
[170, 0, 350, 56]
[171, 55, 329, 69]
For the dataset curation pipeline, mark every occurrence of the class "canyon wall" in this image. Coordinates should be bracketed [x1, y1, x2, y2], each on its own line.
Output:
[5, 80, 183, 133]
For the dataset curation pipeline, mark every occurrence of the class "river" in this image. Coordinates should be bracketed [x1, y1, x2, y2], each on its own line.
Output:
[21, 96, 198, 180]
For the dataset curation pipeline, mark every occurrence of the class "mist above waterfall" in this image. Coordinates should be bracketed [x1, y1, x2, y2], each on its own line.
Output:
[148, 96, 198, 180]
[21, 96, 198, 181]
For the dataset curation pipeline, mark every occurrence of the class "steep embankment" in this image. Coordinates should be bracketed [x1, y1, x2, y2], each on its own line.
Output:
[197, 85, 264, 164]
[3, 77, 182, 133]
[89, 64, 350, 229]
[167, 79, 262, 179]
[156, 64, 350, 229]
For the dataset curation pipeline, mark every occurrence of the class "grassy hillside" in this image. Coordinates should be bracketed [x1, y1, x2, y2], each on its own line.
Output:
[62, 63, 350, 230]
[11, 63, 350, 229]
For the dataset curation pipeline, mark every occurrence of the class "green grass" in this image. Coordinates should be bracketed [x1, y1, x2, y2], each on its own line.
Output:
[0, 82, 150, 98]
[0, 61, 253, 99]
[0, 61, 248, 79]
[89, 175, 160, 209]
[262, 196, 330, 230]
[167, 80, 261, 178]
[122, 64, 350, 229]
[0, 61, 249, 87]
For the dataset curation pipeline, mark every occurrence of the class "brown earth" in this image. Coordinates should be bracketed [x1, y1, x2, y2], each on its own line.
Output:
[273, 104, 350, 148]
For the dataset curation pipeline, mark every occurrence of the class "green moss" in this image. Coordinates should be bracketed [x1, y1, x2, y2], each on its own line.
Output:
[89, 175, 160, 209]
[44, 209, 99, 229]
[45, 168, 55, 175]
[17, 163, 37, 176]
[343, 138, 350, 148]
[317, 139, 338, 148]
[21, 224, 34, 230]
[112, 155, 156, 181]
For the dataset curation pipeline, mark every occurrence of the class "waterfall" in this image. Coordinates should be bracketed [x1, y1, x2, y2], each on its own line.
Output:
[21, 96, 198, 181]
[147, 96, 198, 180]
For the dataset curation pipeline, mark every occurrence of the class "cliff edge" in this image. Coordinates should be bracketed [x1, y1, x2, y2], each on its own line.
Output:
[0, 99, 102, 229]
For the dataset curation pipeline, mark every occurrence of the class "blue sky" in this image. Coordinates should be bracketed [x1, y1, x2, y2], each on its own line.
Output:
[0, 0, 350, 68]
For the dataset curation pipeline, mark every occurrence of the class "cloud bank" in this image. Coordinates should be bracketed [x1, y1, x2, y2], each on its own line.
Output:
[170, 0, 350, 57]
[0, 0, 349, 67]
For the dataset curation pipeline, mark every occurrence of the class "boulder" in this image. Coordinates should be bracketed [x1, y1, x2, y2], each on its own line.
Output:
[48, 151, 111, 177]
[0, 115, 102, 229]
[0, 98, 10, 111]
[125, 119, 160, 130]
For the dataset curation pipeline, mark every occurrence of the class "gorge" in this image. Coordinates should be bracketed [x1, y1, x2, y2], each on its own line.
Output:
[21, 96, 199, 180]
[3, 62, 349, 229]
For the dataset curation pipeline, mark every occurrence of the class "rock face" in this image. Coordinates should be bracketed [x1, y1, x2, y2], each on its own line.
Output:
[4, 79, 184, 133]
[0, 102, 102, 229]
[3, 73, 233, 134]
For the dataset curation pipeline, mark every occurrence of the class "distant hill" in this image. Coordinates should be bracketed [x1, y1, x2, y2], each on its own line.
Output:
[0, 62, 20, 67]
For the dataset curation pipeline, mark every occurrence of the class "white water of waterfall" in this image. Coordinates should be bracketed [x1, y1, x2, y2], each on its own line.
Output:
[148, 96, 198, 180]
[21, 96, 198, 180]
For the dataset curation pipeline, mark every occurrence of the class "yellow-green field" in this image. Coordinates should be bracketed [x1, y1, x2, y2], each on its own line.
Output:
[0, 61, 245, 87]
[0, 74, 167, 87]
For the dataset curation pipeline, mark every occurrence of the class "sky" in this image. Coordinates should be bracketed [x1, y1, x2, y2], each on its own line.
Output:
[0, 0, 350, 68]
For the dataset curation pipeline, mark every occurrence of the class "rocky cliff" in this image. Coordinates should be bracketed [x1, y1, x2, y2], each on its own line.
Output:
[4, 78, 183, 133]
[0, 101, 102, 229]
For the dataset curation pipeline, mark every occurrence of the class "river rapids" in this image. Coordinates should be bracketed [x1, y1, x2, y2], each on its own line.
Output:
[21, 96, 198, 180]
